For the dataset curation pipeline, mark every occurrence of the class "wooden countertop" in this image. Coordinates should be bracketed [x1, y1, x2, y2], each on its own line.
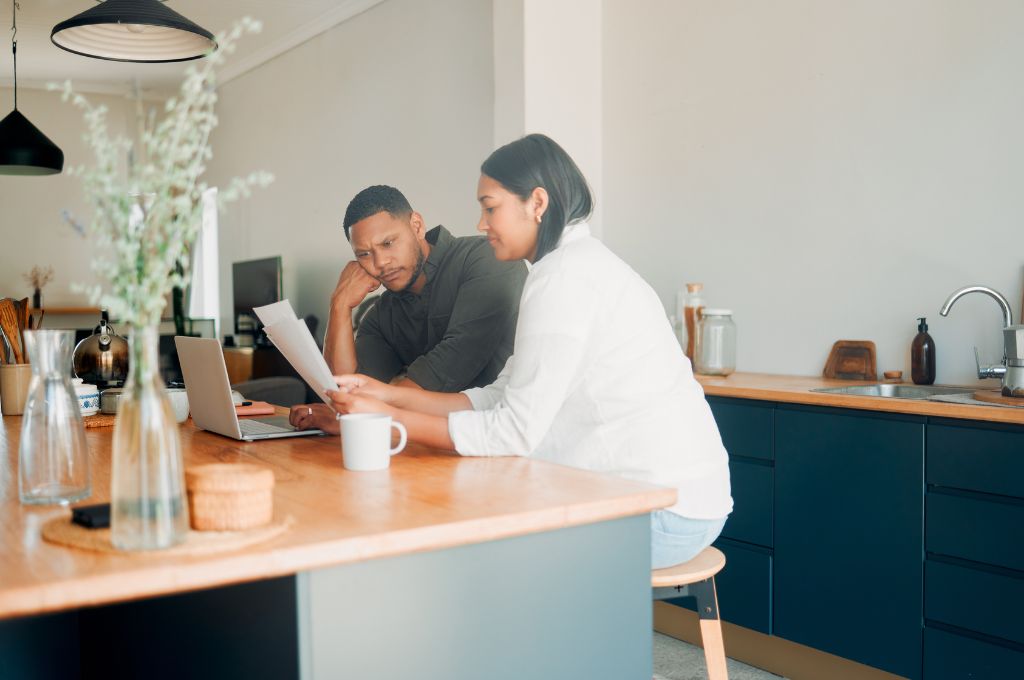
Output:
[696, 372, 1024, 425]
[0, 417, 675, 620]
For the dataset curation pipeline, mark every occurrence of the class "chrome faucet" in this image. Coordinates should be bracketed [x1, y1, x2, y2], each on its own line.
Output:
[940, 285, 1013, 329]
[940, 285, 1024, 396]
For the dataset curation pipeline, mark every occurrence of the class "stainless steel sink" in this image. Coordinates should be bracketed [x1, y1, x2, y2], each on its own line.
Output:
[811, 384, 973, 399]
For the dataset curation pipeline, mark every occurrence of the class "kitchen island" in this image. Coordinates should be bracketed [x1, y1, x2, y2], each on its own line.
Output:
[0, 415, 675, 679]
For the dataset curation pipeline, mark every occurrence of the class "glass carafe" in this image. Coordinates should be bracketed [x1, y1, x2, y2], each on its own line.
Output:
[110, 324, 189, 550]
[19, 330, 92, 505]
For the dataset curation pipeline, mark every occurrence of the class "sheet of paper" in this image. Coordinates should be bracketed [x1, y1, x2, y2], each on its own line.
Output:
[253, 300, 297, 327]
[253, 300, 336, 404]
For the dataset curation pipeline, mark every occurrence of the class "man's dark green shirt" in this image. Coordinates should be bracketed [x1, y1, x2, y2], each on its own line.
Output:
[355, 226, 527, 392]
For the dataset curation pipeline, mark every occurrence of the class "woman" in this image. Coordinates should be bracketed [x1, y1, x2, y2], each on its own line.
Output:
[321, 134, 732, 568]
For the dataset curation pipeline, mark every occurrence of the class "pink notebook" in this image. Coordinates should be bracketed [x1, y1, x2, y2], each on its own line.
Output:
[235, 401, 276, 417]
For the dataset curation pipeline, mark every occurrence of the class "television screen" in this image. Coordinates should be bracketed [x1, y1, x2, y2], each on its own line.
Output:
[233, 257, 282, 338]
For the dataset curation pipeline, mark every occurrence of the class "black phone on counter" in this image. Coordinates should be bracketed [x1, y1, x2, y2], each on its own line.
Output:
[71, 502, 111, 529]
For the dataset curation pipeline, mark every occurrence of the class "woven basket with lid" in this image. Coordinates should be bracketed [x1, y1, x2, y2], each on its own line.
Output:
[185, 463, 275, 531]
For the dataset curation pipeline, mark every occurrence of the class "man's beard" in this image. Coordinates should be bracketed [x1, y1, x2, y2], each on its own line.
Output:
[389, 247, 427, 293]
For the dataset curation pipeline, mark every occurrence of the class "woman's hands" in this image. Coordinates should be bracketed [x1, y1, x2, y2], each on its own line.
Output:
[326, 373, 395, 417]
[325, 373, 459, 451]
[332, 374, 393, 402]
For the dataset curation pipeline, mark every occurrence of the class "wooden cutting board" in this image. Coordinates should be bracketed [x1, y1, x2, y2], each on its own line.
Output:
[823, 340, 877, 381]
[973, 390, 1024, 408]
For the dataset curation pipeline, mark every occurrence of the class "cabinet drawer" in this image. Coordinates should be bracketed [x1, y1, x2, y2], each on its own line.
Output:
[716, 541, 772, 635]
[719, 460, 772, 547]
[928, 423, 1024, 499]
[926, 560, 1024, 645]
[670, 540, 772, 635]
[924, 627, 1024, 680]
[707, 398, 773, 460]
[927, 492, 1024, 571]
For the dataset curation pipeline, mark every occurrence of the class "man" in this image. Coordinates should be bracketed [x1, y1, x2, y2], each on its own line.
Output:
[290, 185, 526, 431]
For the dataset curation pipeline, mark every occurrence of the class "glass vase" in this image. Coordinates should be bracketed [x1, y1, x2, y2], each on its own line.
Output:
[110, 324, 189, 550]
[18, 330, 91, 505]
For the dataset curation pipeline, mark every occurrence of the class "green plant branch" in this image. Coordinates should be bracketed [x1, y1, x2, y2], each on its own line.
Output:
[51, 18, 271, 328]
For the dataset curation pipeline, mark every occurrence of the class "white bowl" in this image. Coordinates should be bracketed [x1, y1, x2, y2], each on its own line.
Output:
[72, 379, 100, 416]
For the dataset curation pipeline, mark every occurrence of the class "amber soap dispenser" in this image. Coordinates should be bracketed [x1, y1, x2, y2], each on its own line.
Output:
[911, 317, 936, 385]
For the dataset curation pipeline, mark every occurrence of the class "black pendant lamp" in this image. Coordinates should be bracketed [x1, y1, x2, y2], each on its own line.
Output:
[51, 0, 217, 63]
[0, 0, 63, 175]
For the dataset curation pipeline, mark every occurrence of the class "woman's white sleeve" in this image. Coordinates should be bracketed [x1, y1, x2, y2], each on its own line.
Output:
[460, 356, 513, 411]
[447, 269, 594, 457]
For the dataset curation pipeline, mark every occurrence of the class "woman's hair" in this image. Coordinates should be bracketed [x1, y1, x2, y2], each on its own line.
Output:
[481, 134, 593, 261]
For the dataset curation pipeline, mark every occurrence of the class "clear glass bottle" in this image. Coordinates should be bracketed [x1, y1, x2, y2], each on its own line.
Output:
[694, 309, 737, 376]
[111, 324, 189, 550]
[19, 330, 92, 505]
[682, 283, 705, 362]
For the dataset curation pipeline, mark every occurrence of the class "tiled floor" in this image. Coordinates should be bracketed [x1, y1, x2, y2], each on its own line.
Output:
[653, 632, 787, 680]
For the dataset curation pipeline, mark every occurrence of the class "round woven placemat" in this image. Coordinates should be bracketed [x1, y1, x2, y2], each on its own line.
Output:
[41, 514, 293, 557]
[83, 414, 117, 428]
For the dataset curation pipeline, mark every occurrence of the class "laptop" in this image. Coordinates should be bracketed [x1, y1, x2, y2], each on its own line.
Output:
[174, 336, 324, 441]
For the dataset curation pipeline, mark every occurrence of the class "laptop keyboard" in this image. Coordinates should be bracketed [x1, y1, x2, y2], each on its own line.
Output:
[239, 419, 292, 436]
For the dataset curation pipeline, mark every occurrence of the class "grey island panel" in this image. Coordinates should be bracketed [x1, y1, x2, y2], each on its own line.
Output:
[301, 514, 652, 680]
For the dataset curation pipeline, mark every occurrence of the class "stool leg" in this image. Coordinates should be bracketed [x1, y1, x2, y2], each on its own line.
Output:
[690, 577, 728, 680]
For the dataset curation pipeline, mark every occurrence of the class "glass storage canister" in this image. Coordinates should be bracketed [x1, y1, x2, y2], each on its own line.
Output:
[18, 330, 92, 505]
[681, 283, 705, 362]
[694, 309, 736, 376]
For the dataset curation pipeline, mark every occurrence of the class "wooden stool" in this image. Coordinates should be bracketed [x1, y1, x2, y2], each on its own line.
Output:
[652, 546, 728, 680]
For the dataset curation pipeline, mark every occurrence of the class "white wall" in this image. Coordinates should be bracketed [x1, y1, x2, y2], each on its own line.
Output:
[205, 0, 494, 341]
[0, 88, 136, 307]
[10, 1, 1021, 388]
[602, 0, 1024, 385]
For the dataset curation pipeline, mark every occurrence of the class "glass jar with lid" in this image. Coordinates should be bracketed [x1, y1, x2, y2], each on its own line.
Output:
[694, 309, 736, 376]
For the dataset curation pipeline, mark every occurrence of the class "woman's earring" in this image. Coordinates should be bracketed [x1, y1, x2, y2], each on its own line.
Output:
[535, 214, 543, 223]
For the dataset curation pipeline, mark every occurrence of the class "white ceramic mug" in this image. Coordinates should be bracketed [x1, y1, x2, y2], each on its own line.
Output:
[166, 388, 190, 423]
[339, 413, 408, 471]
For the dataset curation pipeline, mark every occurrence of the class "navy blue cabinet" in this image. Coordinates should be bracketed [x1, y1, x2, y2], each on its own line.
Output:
[924, 418, 1024, 677]
[680, 396, 1022, 679]
[708, 397, 773, 461]
[774, 405, 924, 680]
[711, 539, 773, 634]
[703, 397, 775, 634]
[924, 627, 1024, 680]
[719, 459, 773, 547]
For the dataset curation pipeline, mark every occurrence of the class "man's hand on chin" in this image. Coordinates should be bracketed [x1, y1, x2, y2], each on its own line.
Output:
[331, 261, 380, 314]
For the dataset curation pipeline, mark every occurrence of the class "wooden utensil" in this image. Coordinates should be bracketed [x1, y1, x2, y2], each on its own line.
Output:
[15, 298, 29, 360]
[0, 299, 25, 364]
[823, 340, 877, 381]
[0, 328, 11, 364]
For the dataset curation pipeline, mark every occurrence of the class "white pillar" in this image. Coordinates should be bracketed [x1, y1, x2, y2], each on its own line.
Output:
[492, 0, 603, 238]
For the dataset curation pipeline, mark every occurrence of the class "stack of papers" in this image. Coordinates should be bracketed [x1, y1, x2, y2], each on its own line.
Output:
[253, 300, 336, 405]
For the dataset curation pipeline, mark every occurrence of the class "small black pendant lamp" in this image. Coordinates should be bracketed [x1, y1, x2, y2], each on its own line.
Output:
[51, 0, 217, 63]
[0, 0, 64, 176]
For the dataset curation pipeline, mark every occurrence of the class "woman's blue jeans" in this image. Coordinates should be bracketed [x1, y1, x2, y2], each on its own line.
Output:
[651, 510, 727, 569]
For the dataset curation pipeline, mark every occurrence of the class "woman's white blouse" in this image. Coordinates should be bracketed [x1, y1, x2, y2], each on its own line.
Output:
[448, 222, 732, 520]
